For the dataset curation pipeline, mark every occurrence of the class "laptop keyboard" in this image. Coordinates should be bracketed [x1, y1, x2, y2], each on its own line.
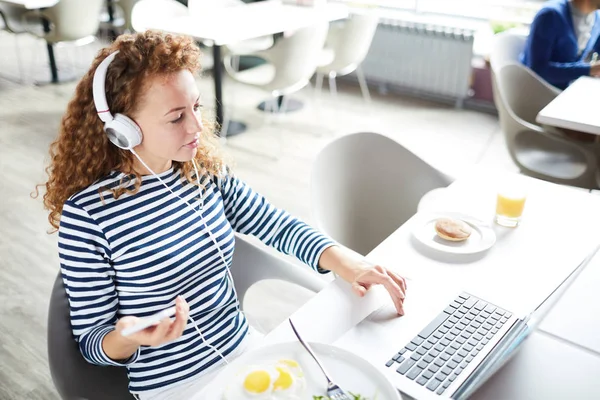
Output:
[385, 293, 512, 395]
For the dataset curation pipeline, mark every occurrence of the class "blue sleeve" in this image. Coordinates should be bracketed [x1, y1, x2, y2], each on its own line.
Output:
[526, 9, 591, 85]
[217, 172, 336, 273]
[59, 200, 140, 366]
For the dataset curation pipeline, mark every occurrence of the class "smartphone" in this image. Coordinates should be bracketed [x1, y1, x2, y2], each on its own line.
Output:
[120, 306, 177, 337]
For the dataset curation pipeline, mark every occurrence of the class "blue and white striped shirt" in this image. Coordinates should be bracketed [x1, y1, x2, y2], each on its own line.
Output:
[58, 166, 334, 394]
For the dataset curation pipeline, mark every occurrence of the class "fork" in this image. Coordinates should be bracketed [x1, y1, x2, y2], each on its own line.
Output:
[288, 319, 350, 400]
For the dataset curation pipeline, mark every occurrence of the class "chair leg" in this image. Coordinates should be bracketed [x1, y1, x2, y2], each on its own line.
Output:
[356, 65, 371, 103]
[315, 72, 323, 97]
[328, 73, 337, 100]
[14, 34, 25, 84]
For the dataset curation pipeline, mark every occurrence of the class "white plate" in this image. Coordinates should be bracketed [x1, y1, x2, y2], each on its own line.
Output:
[200, 341, 402, 400]
[412, 212, 496, 255]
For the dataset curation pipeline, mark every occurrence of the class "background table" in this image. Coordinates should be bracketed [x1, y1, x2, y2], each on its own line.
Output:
[148, 1, 348, 136]
[537, 76, 600, 135]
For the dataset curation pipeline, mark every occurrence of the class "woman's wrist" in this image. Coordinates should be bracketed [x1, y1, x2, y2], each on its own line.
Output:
[102, 329, 140, 362]
[318, 245, 367, 283]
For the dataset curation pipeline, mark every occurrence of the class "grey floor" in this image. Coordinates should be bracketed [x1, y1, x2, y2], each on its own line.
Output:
[0, 33, 516, 399]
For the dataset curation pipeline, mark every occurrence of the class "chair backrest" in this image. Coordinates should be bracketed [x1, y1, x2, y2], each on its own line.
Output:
[47, 274, 133, 400]
[117, 0, 140, 32]
[490, 30, 527, 72]
[131, 0, 189, 32]
[497, 63, 559, 127]
[47, 235, 325, 398]
[44, 0, 105, 43]
[0, 4, 29, 33]
[311, 132, 453, 256]
[319, 12, 379, 76]
[493, 63, 596, 187]
[265, 21, 329, 95]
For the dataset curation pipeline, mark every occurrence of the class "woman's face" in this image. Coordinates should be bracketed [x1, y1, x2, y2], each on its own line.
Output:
[132, 69, 203, 173]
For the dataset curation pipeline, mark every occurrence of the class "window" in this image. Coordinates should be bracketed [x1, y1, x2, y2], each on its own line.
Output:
[338, 0, 544, 23]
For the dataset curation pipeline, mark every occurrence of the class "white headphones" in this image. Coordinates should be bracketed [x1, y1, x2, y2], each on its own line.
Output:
[92, 51, 143, 150]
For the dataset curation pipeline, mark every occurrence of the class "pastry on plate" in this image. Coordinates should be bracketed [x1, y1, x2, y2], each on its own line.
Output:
[434, 218, 472, 242]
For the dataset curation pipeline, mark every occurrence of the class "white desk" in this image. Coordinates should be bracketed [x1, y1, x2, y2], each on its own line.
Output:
[145, 1, 348, 136]
[265, 169, 600, 398]
[537, 76, 600, 135]
[154, 1, 348, 47]
[0, 0, 57, 9]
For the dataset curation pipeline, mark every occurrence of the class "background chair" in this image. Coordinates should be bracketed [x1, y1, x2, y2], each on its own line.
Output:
[101, 0, 140, 34]
[311, 132, 453, 256]
[224, 22, 328, 114]
[23, 0, 104, 45]
[493, 63, 599, 189]
[490, 31, 599, 189]
[315, 12, 378, 103]
[223, 22, 328, 156]
[0, 4, 33, 82]
[47, 234, 327, 399]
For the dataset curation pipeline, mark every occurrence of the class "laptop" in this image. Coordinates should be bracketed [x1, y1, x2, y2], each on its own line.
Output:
[371, 247, 599, 400]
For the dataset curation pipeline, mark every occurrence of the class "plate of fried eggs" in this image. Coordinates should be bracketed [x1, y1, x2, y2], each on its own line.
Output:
[199, 341, 402, 400]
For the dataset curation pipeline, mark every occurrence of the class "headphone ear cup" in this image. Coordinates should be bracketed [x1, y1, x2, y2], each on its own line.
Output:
[105, 114, 143, 150]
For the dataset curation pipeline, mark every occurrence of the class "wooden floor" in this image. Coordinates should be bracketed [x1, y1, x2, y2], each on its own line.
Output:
[0, 33, 513, 399]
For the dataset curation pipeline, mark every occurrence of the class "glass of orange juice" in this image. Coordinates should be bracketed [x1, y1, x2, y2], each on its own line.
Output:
[495, 183, 527, 227]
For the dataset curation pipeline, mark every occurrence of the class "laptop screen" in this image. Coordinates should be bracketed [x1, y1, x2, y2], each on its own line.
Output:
[453, 246, 599, 399]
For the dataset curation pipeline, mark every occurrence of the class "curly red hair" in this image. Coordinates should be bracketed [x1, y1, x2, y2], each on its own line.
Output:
[36, 30, 227, 231]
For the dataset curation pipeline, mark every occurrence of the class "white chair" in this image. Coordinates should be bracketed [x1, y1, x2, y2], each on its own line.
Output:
[315, 12, 378, 103]
[47, 233, 326, 399]
[100, 0, 139, 34]
[223, 22, 328, 156]
[131, 0, 188, 33]
[225, 22, 329, 113]
[311, 132, 453, 256]
[494, 63, 600, 189]
[23, 0, 104, 45]
[0, 4, 35, 82]
[490, 31, 599, 189]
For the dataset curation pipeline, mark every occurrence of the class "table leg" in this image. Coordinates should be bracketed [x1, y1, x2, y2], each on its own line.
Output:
[212, 44, 246, 137]
[42, 17, 58, 84]
[107, 1, 118, 41]
[257, 95, 303, 113]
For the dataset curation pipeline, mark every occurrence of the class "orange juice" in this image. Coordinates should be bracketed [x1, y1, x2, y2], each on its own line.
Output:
[496, 194, 526, 218]
[495, 188, 526, 227]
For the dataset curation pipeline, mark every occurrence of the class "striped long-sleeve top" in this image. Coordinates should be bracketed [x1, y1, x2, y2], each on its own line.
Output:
[58, 166, 334, 395]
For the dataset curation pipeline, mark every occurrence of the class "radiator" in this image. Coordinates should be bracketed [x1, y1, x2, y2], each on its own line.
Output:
[360, 19, 475, 106]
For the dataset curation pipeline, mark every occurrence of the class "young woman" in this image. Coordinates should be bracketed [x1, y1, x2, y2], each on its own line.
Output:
[38, 30, 406, 399]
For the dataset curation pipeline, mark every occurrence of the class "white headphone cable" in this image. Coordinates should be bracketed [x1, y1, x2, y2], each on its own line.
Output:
[130, 149, 244, 366]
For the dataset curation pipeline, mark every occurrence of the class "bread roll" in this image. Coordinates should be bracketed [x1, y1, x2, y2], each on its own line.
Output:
[434, 218, 472, 242]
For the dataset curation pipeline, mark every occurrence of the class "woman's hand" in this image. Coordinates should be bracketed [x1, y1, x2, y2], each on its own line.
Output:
[349, 260, 407, 316]
[116, 296, 190, 347]
[103, 296, 190, 361]
[318, 246, 408, 316]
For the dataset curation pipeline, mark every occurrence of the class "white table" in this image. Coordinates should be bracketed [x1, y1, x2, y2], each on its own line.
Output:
[537, 76, 600, 135]
[146, 1, 348, 136]
[265, 169, 600, 398]
[0, 0, 57, 8]
[0, 0, 60, 83]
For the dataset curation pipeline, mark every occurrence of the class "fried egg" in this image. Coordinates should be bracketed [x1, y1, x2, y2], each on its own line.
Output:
[223, 359, 306, 400]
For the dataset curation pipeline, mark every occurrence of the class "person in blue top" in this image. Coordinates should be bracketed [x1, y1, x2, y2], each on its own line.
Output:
[521, 0, 600, 90]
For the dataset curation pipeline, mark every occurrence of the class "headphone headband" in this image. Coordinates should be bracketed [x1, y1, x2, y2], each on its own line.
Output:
[92, 50, 119, 123]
